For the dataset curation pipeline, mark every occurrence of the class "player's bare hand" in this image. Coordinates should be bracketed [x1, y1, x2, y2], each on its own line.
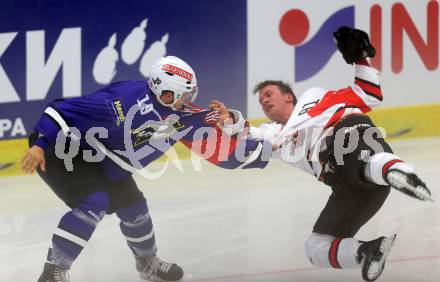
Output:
[21, 145, 46, 174]
[209, 100, 232, 125]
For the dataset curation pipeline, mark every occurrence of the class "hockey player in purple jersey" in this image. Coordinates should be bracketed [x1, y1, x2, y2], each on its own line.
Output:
[21, 56, 264, 282]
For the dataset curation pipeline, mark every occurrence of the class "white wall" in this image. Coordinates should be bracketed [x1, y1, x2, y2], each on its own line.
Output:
[247, 0, 440, 119]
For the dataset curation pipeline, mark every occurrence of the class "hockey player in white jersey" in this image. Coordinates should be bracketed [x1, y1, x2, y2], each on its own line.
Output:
[211, 26, 432, 281]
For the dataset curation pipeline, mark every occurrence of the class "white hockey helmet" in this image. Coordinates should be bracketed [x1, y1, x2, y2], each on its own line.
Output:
[148, 56, 198, 108]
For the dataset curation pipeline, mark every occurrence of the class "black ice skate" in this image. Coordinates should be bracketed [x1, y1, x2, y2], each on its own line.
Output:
[385, 169, 434, 202]
[37, 262, 70, 282]
[358, 235, 396, 282]
[136, 255, 183, 281]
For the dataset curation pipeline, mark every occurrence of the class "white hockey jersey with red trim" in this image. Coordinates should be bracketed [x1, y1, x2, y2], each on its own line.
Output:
[249, 63, 382, 178]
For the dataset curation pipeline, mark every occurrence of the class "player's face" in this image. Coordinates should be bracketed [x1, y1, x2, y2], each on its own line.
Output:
[159, 91, 190, 110]
[160, 91, 174, 105]
[258, 85, 294, 124]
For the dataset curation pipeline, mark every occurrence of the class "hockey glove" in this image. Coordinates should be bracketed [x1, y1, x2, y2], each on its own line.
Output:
[333, 26, 376, 64]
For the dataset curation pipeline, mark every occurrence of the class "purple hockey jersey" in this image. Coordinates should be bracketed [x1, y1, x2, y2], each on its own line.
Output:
[33, 81, 268, 180]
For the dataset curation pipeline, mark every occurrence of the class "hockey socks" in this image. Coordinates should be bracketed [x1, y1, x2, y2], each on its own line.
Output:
[305, 233, 395, 281]
[305, 233, 362, 269]
[116, 199, 157, 257]
[47, 191, 109, 270]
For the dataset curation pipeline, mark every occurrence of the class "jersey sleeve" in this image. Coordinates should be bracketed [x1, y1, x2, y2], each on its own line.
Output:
[33, 102, 72, 150]
[249, 122, 281, 143]
[179, 110, 269, 169]
[351, 59, 383, 110]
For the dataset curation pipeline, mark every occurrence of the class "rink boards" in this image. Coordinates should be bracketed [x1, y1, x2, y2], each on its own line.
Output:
[1, 0, 440, 177]
[1, 103, 440, 177]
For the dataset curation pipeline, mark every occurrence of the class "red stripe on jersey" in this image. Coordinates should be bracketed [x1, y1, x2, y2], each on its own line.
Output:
[355, 78, 383, 101]
[307, 87, 372, 118]
[323, 107, 345, 129]
[329, 238, 343, 269]
[382, 159, 403, 177]
[180, 127, 238, 165]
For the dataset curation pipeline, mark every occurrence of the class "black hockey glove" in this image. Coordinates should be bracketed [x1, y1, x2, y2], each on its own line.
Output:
[333, 26, 376, 64]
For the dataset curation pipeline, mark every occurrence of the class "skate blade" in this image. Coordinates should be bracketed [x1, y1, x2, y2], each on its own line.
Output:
[388, 174, 435, 202]
[380, 234, 396, 256]
[366, 235, 396, 281]
[139, 273, 162, 282]
[139, 273, 182, 282]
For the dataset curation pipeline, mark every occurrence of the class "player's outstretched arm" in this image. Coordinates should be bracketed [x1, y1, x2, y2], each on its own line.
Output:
[209, 100, 247, 136]
[179, 102, 269, 170]
[208, 100, 232, 125]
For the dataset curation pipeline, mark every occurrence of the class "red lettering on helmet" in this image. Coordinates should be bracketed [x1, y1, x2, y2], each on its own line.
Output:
[162, 64, 193, 81]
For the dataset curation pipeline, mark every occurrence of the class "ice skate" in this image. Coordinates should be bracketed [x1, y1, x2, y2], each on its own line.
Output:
[358, 235, 396, 282]
[385, 169, 434, 202]
[136, 255, 183, 281]
[37, 262, 70, 282]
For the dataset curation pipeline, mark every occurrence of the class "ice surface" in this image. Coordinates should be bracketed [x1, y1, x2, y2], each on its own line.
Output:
[1, 138, 439, 282]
